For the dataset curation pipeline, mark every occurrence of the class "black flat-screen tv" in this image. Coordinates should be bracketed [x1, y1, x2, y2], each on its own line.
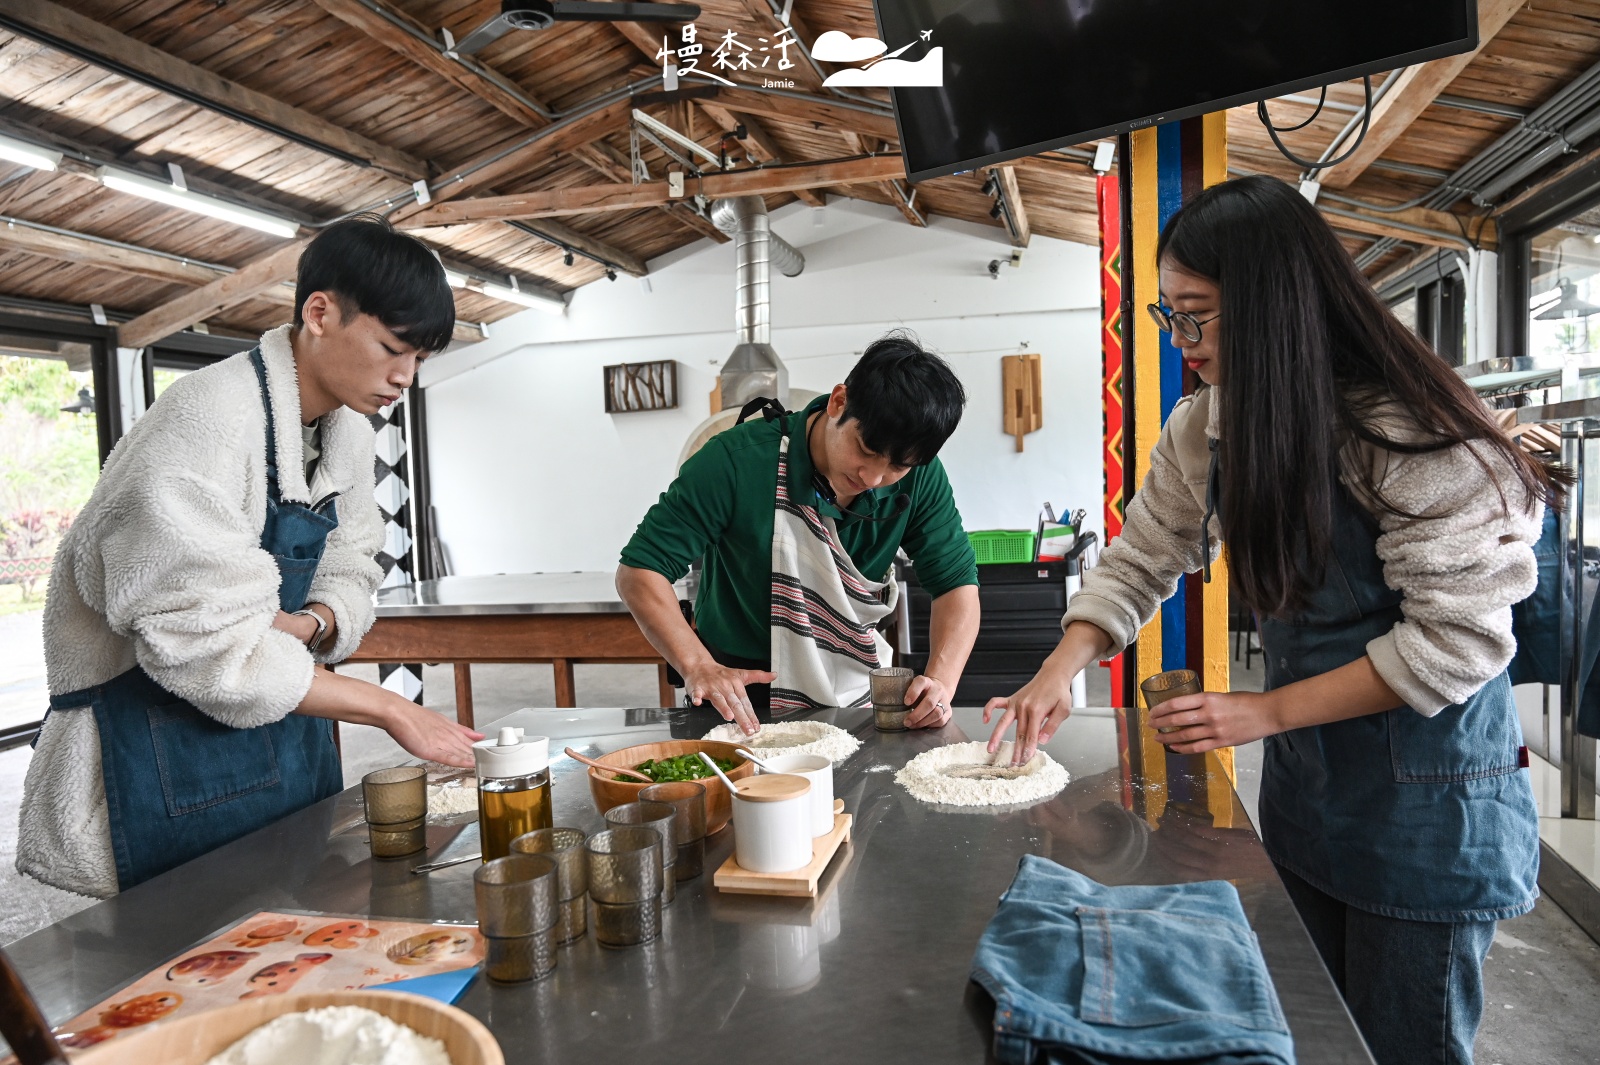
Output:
[872, 0, 1479, 182]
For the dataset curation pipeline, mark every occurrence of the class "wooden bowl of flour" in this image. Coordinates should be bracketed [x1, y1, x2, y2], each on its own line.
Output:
[74, 990, 502, 1065]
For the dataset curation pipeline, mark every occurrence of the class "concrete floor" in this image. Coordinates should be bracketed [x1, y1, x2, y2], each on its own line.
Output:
[5, 656, 1599, 1062]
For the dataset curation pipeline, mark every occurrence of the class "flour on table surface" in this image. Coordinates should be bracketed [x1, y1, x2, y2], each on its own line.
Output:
[702, 720, 862, 764]
[895, 741, 1069, 807]
[202, 1005, 452, 1065]
[427, 781, 479, 820]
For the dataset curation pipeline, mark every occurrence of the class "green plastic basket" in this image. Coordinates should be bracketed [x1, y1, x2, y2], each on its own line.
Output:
[967, 530, 1037, 565]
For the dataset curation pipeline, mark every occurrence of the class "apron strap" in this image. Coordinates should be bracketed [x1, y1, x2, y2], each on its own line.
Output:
[736, 396, 787, 426]
[247, 347, 279, 483]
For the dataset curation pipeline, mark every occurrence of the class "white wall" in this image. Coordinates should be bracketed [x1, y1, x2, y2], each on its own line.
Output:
[421, 197, 1104, 576]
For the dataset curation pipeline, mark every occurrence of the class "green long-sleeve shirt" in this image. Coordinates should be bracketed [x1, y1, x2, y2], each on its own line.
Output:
[621, 396, 978, 663]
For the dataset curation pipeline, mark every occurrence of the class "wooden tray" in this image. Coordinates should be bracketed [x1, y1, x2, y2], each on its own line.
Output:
[713, 808, 853, 898]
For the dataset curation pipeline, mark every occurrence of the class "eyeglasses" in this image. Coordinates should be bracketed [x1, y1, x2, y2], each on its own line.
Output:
[1147, 303, 1219, 344]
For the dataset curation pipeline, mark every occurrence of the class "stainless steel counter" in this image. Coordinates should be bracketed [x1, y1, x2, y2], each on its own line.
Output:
[375, 572, 682, 617]
[5, 706, 1373, 1063]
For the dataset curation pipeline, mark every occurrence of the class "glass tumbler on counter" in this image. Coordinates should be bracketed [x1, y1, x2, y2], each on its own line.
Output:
[363, 766, 426, 823]
[585, 827, 663, 904]
[640, 781, 708, 882]
[474, 854, 560, 982]
[474, 854, 558, 938]
[511, 827, 589, 943]
[362, 766, 427, 859]
[604, 801, 678, 904]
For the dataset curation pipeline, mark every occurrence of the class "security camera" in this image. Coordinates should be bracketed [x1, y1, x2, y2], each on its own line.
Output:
[988, 259, 1001, 279]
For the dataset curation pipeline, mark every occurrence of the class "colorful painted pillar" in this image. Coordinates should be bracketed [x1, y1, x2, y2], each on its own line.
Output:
[1102, 113, 1235, 815]
[1096, 173, 1127, 709]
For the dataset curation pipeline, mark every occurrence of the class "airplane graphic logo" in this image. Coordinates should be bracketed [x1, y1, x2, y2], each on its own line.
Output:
[813, 30, 943, 88]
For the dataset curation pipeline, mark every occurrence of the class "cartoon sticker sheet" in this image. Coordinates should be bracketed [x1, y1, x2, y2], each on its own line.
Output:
[52, 911, 484, 1051]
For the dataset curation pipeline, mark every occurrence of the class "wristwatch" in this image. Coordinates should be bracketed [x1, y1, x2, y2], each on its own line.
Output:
[291, 607, 330, 652]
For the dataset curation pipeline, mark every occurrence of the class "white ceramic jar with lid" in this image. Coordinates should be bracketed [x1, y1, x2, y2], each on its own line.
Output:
[474, 727, 552, 861]
[731, 773, 813, 873]
[756, 753, 834, 837]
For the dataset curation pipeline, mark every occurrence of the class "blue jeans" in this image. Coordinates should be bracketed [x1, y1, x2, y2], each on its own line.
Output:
[972, 857, 1295, 1065]
[1277, 865, 1494, 1065]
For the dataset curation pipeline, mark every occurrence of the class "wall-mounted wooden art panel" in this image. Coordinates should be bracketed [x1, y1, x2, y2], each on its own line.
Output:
[604, 360, 679, 413]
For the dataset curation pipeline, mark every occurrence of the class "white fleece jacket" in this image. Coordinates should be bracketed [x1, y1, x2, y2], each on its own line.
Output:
[17, 325, 385, 898]
[1065, 386, 1543, 715]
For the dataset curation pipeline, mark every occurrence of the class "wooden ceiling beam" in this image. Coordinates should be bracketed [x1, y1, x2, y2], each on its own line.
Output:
[712, 88, 899, 143]
[512, 219, 650, 278]
[118, 240, 310, 349]
[0, 0, 425, 183]
[392, 98, 634, 223]
[994, 166, 1031, 247]
[701, 102, 825, 207]
[1319, 0, 1525, 189]
[1318, 203, 1496, 251]
[309, 0, 547, 129]
[310, 0, 709, 253]
[0, 220, 235, 288]
[400, 156, 908, 226]
[733, 0, 826, 93]
[842, 132, 922, 225]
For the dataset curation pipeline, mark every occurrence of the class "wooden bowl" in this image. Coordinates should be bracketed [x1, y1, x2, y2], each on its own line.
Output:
[74, 990, 502, 1065]
[586, 739, 756, 835]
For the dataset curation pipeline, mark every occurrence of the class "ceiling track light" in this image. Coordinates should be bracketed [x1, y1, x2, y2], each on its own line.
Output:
[442, 265, 565, 314]
[563, 250, 574, 267]
[97, 165, 299, 238]
[0, 131, 61, 172]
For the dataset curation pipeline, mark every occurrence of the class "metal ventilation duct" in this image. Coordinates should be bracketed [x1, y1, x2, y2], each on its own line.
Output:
[710, 197, 805, 411]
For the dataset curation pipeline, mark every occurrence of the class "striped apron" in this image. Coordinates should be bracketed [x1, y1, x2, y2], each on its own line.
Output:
[769, 433, 899, 711]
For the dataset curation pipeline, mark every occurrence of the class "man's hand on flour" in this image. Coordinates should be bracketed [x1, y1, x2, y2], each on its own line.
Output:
[682, 660, 775, 736]
[904, 674, 954, 729]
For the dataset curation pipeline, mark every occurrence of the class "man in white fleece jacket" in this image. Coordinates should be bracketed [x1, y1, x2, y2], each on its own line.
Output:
[18, 216, 481, 898]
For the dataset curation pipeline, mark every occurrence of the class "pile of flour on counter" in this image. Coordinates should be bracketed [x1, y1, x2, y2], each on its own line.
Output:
[703, 720, 861, 764]
[203, 1005, 451, 1065]
[427, 780, 479, 819]
[896, 741, 1069, 807]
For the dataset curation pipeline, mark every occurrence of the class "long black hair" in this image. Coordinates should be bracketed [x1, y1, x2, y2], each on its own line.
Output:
[1157, 175, 1564, 617]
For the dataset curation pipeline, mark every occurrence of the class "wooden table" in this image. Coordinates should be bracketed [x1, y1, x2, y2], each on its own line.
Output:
[344, 572, 675, 726]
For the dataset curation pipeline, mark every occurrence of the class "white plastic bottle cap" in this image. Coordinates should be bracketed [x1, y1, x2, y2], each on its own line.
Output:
[472, 728, 550, 779]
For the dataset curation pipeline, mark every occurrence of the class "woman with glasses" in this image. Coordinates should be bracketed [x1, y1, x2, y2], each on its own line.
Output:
[985, 174, 1561, 1065]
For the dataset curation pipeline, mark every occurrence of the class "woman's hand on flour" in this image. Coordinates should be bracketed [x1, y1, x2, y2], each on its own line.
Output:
[683, 661, 775, 735]
[381, 697, 484, 768]
[1148, 690, 1282, 753]
[983, 660, 1076, 766]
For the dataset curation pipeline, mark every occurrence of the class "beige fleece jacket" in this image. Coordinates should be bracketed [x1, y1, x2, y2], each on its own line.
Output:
[1064, 386, 1543, 715]
[17, 325, 384, 897]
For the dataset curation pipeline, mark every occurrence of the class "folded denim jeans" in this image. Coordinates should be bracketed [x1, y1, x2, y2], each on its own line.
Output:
[971, 857, 1295, 1065]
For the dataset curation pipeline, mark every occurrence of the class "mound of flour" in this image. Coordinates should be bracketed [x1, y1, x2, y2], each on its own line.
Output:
[895, 741, 1069, 807]
[427, 781, 478, 819]
[203, 1005, 451, 1065]
[702, 720, 861, 764]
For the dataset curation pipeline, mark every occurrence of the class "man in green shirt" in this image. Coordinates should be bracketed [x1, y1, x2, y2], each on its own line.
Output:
[618, 335, 980, 733]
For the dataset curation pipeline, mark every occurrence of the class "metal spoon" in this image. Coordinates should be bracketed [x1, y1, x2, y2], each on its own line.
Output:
[698, 751, 744, 796]
[411, 853, 482, 875]
[734, 746, 775, 771]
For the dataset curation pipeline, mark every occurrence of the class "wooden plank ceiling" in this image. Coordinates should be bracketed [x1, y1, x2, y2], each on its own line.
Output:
[0, 0, 1597, 346]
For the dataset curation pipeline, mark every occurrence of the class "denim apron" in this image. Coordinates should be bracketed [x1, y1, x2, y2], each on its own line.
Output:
[1249, 467, 1540, 923]
[48, 347, 344, 891]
